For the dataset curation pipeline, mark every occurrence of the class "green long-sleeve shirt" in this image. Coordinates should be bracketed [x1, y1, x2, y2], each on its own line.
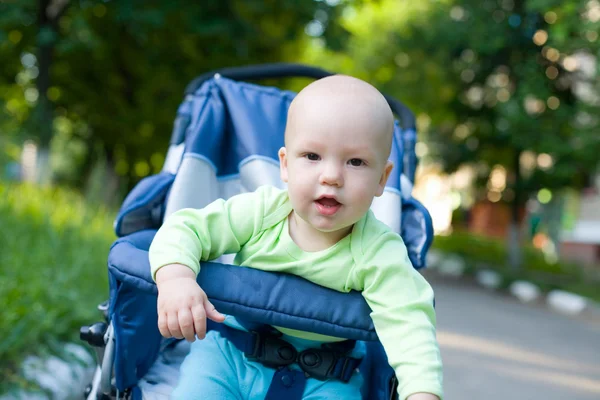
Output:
[149, 185, 443, 400]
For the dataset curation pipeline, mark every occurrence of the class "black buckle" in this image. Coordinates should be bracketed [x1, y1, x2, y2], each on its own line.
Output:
[246, 331, 358, 382]
[246, 332, 298, 368]
[298, 348, 343, 381]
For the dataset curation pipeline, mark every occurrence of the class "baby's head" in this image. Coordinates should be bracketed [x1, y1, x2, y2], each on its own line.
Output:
[279, 75, 394, 238]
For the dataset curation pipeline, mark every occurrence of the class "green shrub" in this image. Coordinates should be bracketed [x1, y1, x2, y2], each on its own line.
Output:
[0, 181, 116, 391]
[431, 231, 599, 301]
[433, 231, 569, 273]
[432, 231, 506, 266]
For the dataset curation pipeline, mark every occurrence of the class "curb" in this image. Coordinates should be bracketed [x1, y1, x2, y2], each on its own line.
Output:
[1, 343, 95, 400]
[427, 249, 600, 318]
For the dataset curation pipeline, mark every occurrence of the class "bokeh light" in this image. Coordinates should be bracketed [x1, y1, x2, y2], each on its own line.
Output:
[537, 153, 553, 170]
[544, 11, 557, 24]
[544, 47, 560, 62]
[537, 188, 553, 204]
[533, 30, 548, 46]
[545, 66, 559, 79]
[8, 30, 23, 44]
[562, 56, 578, 72]
[547, 96, 560, 110]
[487, 190, 502, 202]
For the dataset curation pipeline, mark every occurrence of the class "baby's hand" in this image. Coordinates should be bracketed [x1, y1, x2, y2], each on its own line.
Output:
[155, 264, 226, 342]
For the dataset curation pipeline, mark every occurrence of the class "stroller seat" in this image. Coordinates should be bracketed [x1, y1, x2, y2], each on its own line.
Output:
[82, 64, 434, 400]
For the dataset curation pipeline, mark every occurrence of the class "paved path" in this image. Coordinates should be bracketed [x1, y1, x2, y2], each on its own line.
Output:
[423, 272, 600, 400]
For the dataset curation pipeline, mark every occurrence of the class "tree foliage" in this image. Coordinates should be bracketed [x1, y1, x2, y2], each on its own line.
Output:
[2, 0, 599, 208]
[0, 0, 348, 190]
[306, 0, 600, 207]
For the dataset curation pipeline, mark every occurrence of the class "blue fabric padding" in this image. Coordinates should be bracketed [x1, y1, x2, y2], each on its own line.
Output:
[401, 197, 434, 269]
[388, 122, 403, 193]
[107, 230, 382, 391]
[108, 265, 163, 390]
[110, 77, 414, 240]
[184, 77, 294, 177]
[107, 232, 408, 397]
[400, 128, 418, 184]
[113, 172, 175, 237]
[168, 96, 194, 145]
[180, 77, 405, 192]
[108, 229, 378, 341]
[131, 385, 142, 400]
[360, 341, 397, 400]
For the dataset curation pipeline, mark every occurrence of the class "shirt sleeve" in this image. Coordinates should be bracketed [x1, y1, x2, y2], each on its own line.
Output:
[351, 231, 444, 400]
[148, 187, 271, 280]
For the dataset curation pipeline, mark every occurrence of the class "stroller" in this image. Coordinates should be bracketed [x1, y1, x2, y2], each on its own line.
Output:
[79, 63, 434, 400]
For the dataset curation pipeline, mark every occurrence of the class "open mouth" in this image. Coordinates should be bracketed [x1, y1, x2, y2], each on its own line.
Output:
[315, 196, 341, 216]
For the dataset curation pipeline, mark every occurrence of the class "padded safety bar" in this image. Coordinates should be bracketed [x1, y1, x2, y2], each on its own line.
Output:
[108, 230, 379, 342]
[107, 230, 404, 392]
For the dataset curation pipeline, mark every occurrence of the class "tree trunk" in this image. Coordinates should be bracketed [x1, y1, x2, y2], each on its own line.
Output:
[101, 146, 123, 207]
[35, 0, 53, 146]
[83, 144, 124, 207]
[31, 0, 70, 184]
[508, 148, 523, 270]
[32, 0, 54, 184]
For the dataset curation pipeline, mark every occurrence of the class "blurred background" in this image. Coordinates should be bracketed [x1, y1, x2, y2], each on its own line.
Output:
[1, 0, 599, 399]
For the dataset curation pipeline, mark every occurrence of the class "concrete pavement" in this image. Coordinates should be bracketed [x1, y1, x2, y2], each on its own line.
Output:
[424, 272, 600, 400]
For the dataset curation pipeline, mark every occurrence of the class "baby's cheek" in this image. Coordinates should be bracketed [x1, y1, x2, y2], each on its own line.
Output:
[288, 185, 308, 208]
[355, 188, 376, 211]
[291, 178, 311, 193]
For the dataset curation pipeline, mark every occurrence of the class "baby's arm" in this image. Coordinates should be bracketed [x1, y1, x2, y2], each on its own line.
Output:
[155, 263, 225, 342]
[149, 189, 268, 341]
[353, 232, 443, 400]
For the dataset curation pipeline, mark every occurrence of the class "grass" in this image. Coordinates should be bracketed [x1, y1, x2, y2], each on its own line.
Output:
[0, 180, 116, 393]
[432, 230, 600, 302]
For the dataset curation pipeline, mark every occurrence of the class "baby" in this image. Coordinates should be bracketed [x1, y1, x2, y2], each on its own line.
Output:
[149, 75, 443, 400]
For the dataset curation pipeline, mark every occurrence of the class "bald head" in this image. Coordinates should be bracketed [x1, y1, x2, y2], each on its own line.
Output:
[285, 75, 394, 160]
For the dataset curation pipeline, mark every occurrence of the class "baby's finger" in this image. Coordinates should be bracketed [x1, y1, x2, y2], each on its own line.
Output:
[191, 303, 207, 339]
[158, 312, 171, 338]
[203, 298, 226, 323]
[177, 308, 196, 342]
[167, 312, 183, 339]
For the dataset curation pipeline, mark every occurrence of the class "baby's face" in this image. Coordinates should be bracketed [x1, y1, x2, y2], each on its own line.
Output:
[279, 81, 393, 236]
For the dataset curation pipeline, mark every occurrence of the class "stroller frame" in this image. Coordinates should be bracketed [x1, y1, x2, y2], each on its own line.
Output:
[79, 63, 434, 400]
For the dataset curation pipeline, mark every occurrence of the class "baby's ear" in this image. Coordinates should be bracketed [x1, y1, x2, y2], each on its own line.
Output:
[278, 147, 289, 183]
[376, 161, 394, 197]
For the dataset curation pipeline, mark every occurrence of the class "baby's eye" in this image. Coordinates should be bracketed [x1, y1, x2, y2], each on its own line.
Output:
[305, 153, 320, 161]
[348, 158, 364, 167]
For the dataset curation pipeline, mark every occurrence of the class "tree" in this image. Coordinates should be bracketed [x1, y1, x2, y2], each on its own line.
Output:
[0, 0, 349, 198]
[305, 0, 600, 267]
[0, 0, 70, 183]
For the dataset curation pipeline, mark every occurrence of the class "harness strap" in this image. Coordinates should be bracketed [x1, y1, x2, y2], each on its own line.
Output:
[264, 367, 308, 400]
[207, 321, 362, 383]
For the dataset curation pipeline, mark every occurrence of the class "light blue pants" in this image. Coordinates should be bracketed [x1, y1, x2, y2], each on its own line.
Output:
[171, 328, 365, 399]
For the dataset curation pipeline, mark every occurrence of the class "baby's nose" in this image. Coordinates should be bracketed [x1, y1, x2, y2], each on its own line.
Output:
[319, 163, 343, 186]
